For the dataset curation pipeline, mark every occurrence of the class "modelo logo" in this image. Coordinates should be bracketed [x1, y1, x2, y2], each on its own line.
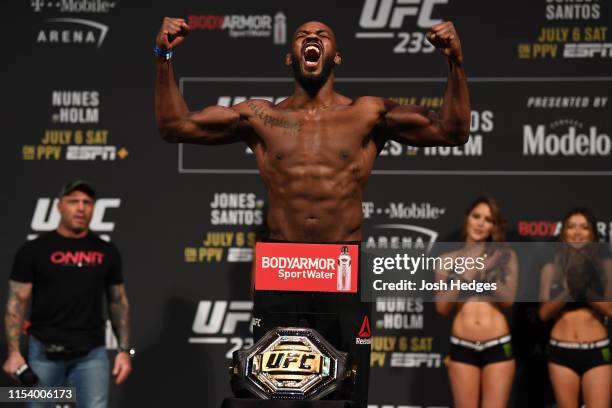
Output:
[359, 0, 447, 29]
[29, 198, 120, 240]
[523, 124, 611, 156]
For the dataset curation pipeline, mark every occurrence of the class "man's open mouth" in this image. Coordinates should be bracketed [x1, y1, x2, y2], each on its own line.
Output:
[302, 44, 322, 68]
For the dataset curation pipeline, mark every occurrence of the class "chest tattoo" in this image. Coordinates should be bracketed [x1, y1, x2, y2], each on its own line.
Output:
[247, 101, 302, 136]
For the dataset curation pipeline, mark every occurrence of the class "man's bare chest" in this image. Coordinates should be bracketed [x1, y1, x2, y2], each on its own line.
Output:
[248, 106, 375, 157]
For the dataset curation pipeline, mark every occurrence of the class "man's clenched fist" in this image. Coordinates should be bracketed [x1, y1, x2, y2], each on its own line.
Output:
[2, 352, 26, 380]
[156, 17, 189, 50]
[426, 21, 463, 64]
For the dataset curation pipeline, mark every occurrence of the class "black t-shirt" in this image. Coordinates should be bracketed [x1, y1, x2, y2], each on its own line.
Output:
[11, 231, 123, 349]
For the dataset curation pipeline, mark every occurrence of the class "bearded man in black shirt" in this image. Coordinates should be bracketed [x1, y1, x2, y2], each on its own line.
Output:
[2, 181, 133, 407]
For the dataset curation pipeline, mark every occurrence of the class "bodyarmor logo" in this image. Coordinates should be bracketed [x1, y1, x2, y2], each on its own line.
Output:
[273, 12, 286, 45]
[29, 198, 120, 241]
[356, 0, 449, 54]
[190, 300, 253, 358]
[518, 221, 561, 237]
[188, 12, 286, 44]
[519, 220, 610, 242]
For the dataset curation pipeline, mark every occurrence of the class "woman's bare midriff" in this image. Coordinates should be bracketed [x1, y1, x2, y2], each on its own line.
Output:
[452, 301, 510, 341]
[551, 307, 607, 342]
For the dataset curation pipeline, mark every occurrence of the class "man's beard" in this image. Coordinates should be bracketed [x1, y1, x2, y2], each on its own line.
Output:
[291, 53, 335, 94]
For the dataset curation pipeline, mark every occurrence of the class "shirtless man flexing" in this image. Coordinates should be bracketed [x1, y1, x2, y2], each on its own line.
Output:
[155, 18, 470, 406]
[155, 19, 470, 242]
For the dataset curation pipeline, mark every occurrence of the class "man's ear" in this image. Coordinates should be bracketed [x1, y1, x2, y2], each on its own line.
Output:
[334, 52, 342, 66]
[285, 52, 292, 66]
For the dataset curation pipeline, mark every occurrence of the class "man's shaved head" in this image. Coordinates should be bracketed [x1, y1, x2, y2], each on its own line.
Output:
[292, 21, 337, 43]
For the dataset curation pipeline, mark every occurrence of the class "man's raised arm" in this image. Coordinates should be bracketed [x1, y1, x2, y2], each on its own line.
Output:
[378, 21, 470, 147]
[155, 18, 248, 145]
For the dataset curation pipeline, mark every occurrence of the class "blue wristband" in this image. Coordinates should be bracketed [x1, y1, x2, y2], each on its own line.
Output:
[154, 46, 173, 60]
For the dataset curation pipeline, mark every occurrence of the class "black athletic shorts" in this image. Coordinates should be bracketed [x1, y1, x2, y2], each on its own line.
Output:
[449, 334, 514, 368]
[547, 338, 611, 376]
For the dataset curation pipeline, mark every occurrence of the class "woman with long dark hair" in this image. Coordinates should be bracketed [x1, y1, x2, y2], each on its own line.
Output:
[436, 197, 518, 408]
[539, 208, 612, 408]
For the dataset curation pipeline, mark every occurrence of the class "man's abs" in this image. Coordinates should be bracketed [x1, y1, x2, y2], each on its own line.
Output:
[266, 191, 364, 242]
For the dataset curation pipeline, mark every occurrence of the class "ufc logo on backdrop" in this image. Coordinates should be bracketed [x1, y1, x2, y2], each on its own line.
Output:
[192, 300, 252, 335]
[355, 0, 449, 54]
[28, 198, 121, 241]
[359, 0, 448, 29]
[217, 96, 286, 107]
[190, 300, 254, 359]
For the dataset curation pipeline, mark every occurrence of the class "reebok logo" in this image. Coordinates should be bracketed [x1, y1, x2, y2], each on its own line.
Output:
[356, 315, 372, 345]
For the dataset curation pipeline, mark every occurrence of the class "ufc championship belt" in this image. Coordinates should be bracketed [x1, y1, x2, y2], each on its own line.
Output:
[230, 327, 353, 400]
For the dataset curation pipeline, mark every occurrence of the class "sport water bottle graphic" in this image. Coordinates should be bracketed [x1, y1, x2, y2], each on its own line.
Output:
[273, 12, 286, 45]
[337, 246, 351, 291]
